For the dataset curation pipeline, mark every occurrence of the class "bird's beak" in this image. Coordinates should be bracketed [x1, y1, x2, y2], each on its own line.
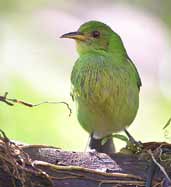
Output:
[60, 31, 87, 41]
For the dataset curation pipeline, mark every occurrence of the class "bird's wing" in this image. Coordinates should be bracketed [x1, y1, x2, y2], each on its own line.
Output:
[70, 85, 75, 101]
[127, 57, 142, 90]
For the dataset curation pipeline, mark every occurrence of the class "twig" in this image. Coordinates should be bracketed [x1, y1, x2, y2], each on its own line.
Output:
[34, 161, 145, 186]
[33, 160, 143, 180]
[0, 92, 14, 106]
[0, 129, 10, 142]
[0, 92, 72, 116]
[0, 129, 52, 187]
[148, 149, 171, 184]
[9, 99, 72, 117]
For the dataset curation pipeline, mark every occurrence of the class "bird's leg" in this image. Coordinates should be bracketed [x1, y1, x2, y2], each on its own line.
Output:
[124, 128, 137, 144]
[124, 128, 143, 153]
[89, 132, 102, 152]
[89, 133, 115, 154]
[84, 133, 100, 154]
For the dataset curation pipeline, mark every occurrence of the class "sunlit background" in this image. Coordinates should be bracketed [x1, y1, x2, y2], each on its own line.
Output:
[0, 0, 171, 151]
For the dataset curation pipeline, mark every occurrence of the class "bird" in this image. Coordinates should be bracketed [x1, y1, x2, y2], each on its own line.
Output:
[61, 20, 141, 154]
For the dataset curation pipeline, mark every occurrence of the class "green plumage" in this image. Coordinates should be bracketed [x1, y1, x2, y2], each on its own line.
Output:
[71, 52, 140, 138]
[61, 21, 141, 153]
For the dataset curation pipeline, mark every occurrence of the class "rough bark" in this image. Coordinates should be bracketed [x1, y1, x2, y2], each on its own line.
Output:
[0, 131, 170, 187]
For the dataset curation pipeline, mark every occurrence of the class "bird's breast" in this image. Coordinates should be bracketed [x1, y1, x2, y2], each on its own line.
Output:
[72, 61, 135, 105]
[71, 54, 139, 136]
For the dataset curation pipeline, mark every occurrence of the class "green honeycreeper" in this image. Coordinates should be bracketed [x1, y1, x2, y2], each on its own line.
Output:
[61, 21, 141, 154]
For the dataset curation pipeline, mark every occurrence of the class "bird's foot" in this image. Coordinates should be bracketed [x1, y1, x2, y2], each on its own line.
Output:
[124, 129, 143, 154]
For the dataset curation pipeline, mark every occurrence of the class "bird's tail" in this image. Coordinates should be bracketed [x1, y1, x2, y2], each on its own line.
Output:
[89, 134, 115, 154]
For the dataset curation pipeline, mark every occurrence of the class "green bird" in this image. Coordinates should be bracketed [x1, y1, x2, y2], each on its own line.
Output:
[61, 21, 141, 154]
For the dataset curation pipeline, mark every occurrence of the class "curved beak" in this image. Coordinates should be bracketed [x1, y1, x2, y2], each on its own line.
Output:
[60, 31, 87, 41]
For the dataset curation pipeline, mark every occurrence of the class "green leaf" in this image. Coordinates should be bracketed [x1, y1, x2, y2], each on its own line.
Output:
[111, 134, 129, 142]
[163, 117, 171, 129]
[101, 134, 129, 146]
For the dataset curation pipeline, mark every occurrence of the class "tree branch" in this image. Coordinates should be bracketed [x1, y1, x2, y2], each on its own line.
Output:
[0, 130, 170, 187]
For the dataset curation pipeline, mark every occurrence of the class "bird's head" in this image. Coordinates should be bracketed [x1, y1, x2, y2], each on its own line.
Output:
[61, 21, 126, 55]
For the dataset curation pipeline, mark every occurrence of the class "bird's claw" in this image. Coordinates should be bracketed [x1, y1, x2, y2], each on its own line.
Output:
[124, 129, 143, 154]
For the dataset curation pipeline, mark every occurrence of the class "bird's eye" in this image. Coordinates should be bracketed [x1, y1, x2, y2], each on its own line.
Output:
[92, 31, 100, 38]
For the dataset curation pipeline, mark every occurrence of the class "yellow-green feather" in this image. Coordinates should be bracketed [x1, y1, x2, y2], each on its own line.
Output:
[71, 52, 140, 138]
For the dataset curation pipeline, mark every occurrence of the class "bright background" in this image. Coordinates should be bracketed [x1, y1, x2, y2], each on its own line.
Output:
[0, 0, 171, 151]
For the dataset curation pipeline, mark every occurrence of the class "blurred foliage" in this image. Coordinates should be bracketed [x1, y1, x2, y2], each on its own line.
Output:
[0, 0, 47, 12]
[125, 0, 171, 26]
[1, 0, 171, 25]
